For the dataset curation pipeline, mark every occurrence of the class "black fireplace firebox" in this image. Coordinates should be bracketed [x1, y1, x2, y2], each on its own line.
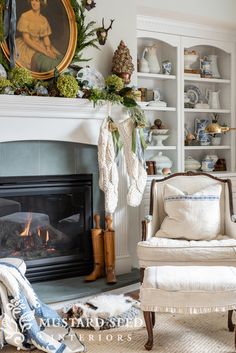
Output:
[0, 175, 93, 282]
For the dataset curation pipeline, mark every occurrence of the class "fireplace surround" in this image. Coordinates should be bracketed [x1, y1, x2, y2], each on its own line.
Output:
[0, 95, 136, 276]
[0, 174, 93, 282]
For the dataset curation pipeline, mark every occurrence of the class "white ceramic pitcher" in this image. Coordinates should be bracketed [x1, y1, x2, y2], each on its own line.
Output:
[139, 48, 150, 73]
[144, 45, 161, 73]
[207, 55, 220, 78]
[206, 89, 221, 109]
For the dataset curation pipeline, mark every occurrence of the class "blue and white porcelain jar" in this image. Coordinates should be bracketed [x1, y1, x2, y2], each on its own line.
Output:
[201, 157, 215, 172]
[162, 60, 172, 75]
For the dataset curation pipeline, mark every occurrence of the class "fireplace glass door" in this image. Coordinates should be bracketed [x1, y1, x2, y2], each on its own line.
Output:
[0, 175, 93, 281]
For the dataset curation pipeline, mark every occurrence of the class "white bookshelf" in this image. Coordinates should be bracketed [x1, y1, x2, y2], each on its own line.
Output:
[137, 21, 235, 175]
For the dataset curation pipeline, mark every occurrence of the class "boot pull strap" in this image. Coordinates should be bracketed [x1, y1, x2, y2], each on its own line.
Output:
[105, 215, 113, 231]
[94, 214, 100, 229]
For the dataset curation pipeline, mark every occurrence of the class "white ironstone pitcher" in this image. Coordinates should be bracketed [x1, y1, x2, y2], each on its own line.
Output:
[144, 45, 161, 73]
[207, 54, 220, 78]
[206, 89, 221, 109]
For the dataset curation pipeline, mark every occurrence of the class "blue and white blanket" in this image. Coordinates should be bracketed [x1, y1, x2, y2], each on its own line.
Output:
[0, 262, 85, 353]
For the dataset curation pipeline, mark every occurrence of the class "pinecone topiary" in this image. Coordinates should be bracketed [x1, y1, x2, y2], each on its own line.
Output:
[112, 40, 134, 84]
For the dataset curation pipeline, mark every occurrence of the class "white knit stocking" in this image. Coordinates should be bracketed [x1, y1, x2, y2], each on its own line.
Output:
[98, 118, 119, 214]
[116, 114, 147, 207]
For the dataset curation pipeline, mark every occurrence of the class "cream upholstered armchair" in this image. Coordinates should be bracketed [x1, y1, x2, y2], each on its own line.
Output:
[137, 172, 236, 275]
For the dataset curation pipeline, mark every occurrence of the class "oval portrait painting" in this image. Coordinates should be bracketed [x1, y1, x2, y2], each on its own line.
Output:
[2, 0, 77, 79]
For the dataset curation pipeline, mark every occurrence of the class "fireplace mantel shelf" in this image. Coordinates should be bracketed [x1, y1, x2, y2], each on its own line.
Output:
[0, 95, 122, 145]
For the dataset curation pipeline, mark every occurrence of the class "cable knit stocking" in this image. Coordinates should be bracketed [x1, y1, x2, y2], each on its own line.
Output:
[98, 118, 119, 214]
[116, 115, 147, 207]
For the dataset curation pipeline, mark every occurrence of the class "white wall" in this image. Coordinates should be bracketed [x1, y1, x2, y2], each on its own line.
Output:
[82, 0, 137, 83]
[81, 0, 236, 77]
[137, 0, 236, 30]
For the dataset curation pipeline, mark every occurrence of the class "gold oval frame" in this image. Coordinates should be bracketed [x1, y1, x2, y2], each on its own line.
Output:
[1, 0, 77, 80]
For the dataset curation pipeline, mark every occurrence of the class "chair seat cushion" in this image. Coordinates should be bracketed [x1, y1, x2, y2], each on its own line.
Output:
[137, 236, 236, 266]
[140, 266, 236, 314]
[144, 266, 236, 291]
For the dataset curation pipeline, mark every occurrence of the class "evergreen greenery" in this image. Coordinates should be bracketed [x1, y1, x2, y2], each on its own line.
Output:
[70, 0, 99, 63]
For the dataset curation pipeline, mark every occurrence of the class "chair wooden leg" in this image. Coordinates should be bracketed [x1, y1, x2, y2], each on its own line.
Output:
[143, 311, 153, 351]
[228, 310, 235, 332]
[235, 326, 236, 351]
[151, 312, 155, 327]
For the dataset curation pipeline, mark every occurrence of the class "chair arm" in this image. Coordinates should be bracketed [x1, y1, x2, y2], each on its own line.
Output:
[141, 215, 153, 241]
[226, 214, 236, 238]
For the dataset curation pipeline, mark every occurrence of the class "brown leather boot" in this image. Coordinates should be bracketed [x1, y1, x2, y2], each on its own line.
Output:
[85, 215, 104, 282]
[104, 215, 117, 284]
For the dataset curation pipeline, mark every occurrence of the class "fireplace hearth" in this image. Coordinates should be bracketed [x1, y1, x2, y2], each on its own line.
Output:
[0, 174, 93, 282]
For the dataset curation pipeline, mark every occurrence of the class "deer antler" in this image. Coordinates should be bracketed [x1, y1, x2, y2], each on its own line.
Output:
[102, 18, 105, 29]
[106, 19, 115, 32]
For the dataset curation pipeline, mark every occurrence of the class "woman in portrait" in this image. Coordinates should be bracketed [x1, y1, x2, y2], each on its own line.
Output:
[16, 0, 63, 72]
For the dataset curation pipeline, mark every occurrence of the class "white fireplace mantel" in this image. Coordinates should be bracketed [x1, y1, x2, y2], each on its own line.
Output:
[0, 95, 120, 145]
[0, 95, 132, 275]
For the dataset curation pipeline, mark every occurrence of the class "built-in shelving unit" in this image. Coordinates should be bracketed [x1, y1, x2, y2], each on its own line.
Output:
[137, 24, 235, 176]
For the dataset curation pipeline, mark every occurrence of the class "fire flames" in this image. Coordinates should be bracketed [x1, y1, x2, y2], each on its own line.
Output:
[20, 212, 51, 246]
[20, 213, 32, 237]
